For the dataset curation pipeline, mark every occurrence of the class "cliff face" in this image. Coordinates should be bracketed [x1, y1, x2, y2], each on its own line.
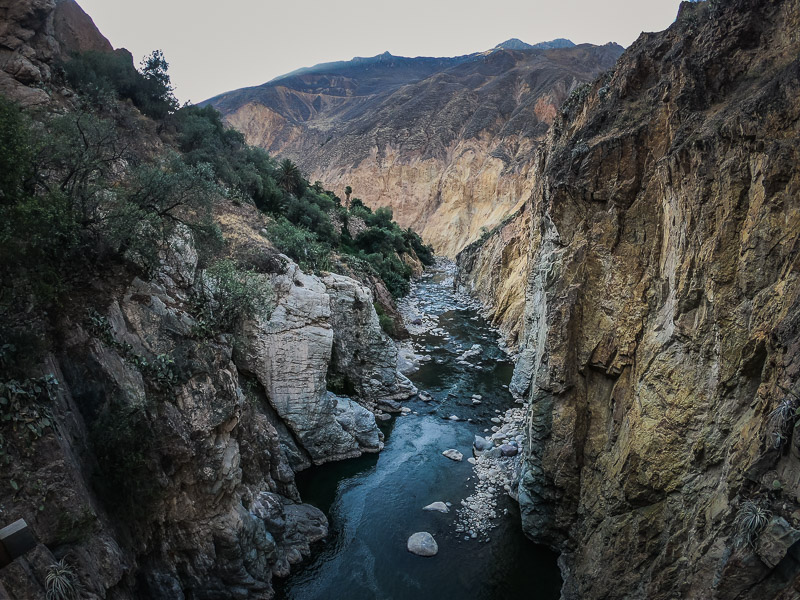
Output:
[206, 44, 623, 256]
[0, 0, 112, 105]
[455, 204, 530, 349]
[0, 213, 415, 599]
[506, 0, 800, 597]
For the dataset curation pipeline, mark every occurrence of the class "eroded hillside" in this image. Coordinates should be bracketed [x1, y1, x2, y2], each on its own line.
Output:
[206, 43, 623, 256]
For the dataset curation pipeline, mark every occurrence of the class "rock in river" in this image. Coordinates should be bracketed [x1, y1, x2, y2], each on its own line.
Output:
[423, 502, 449, 513]
[443, 449, 463, 461]
[407, 532, 439, 557]
[474, 435, 492, 451]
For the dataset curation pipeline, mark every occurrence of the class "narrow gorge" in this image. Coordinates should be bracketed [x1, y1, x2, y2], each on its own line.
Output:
[2, 0, 800, 599]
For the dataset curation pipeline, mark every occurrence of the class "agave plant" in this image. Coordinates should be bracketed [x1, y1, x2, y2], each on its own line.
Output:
[767, 398, 796, 430]
[734, 501, 771, 547]
[45, 559, 79, 600]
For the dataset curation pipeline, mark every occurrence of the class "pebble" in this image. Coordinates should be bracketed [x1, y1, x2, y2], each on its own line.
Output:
[448, 415, 460, 421]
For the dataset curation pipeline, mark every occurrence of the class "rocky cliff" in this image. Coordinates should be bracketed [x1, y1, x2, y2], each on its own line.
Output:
[0, 2, 417, 596]
[0, 212, 415, 599]
[0, 0, 111, 105]
[504, 0, 800, 597]
[205, 43, 623, 256]
[455, 204, 530, 349]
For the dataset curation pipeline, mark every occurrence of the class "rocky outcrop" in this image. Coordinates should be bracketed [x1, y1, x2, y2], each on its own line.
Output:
[455, 204, 530, 349]
[323, 273, 416, 411]
[0, 0, 112, 105]
[205, 44, 623, 256]
[508, 0, 800, 598]
[0, 222, 414, 597]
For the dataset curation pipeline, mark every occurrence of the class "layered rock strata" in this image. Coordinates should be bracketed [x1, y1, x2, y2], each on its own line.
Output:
[455, 204, 530, 349]
[506, 0, 800, 597]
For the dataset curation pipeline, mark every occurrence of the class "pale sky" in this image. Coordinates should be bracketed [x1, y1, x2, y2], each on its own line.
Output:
[76, 0, 684, 104]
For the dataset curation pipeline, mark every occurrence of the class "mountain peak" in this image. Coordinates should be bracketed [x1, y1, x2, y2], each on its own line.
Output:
[494, 38, 576, 51]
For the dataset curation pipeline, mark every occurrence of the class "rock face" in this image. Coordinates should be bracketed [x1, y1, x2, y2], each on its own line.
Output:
[204, 44, 623, 256]
[0, 0, 112, 105]
[323, 273, 417, 411]
[456, 204, 530, 348]
[503, 0, 800, 598]
[0, 219, 414, 597]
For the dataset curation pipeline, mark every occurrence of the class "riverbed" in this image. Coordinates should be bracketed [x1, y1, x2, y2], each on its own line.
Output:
[276, 263, 561, 599]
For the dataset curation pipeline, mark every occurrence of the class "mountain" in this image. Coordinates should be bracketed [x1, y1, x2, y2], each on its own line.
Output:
[203, 42, 623, 256]
[494, 37, 576, 50]
[459, 0, 800, 597]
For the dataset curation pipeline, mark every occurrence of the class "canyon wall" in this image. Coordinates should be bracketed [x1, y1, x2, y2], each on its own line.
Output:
[207, 44, 623, 256]
[455, 204, 530, 349]
[0, 215, 415, 599]
[503, 0, 800, 597]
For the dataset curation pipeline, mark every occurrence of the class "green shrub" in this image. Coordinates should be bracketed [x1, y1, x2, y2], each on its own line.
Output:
[193, 259, 274, 335]
[63, 49, 178, 118]
[265, 217, 330, 272]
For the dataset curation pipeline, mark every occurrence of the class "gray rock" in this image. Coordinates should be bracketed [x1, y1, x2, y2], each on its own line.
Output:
[756, 517, 800, 568]
[407, 532, 438, 556]
[474, 436, 492, 451]
[500, 444, 518, 457]
[423, 502, 449, 513]
[443, 449, 463, 461]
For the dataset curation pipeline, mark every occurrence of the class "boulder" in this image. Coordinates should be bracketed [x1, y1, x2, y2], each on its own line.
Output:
[443, 449, 463, 461]
[407, 532, 438, 557]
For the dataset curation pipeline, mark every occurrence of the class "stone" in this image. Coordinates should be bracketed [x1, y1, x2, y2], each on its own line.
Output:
[499, 444, 518, 457]
[442, 449, 463, 461]
[756, 517, 800, 569]
[474, 436, 492, 451]
[407, 532, 438, 557]
[423, 502, 449, 513]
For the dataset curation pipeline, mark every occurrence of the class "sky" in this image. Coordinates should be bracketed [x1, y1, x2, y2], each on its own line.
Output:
[76, 0, 684, 105]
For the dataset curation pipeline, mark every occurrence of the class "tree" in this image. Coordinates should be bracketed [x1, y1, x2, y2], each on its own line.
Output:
[276, 158, 302, 196]
[344, 185, 352, 208]
[136, 50, 179, 119]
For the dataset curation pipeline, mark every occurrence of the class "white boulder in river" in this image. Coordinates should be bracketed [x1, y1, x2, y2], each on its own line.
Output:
[407, 532, 439, 556]
[423, 502, 449, 513]
[442, 449, 463, 461]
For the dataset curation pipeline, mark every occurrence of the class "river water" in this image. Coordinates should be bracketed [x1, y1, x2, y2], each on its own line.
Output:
[277, 264, 561, 600]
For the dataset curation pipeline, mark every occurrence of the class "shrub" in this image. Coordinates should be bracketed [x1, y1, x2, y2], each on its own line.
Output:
[265, 217, 330, 272]
[63, 49, 178, 118]
[193, 259, 274, 335]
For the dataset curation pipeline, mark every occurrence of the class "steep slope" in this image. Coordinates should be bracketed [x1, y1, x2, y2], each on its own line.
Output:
[504, 0, 800, 597]
[0, 0, 112, 105]
[0, 2, 418, 598]
[205, 43, 623, 256]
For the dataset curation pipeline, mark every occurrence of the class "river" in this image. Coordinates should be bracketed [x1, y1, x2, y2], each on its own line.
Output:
[276, 263, 561, 599]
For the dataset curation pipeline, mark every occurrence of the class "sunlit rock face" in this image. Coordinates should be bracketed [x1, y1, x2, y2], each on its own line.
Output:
[507, 0, 800, 597]
[205, 43, 623, 257]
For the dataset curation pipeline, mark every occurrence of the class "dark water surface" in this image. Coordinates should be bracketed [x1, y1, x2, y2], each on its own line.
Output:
[276, 266, 561, 600]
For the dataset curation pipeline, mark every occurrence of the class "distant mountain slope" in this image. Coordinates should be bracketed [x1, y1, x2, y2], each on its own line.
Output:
[494, 38, 576, 50]
[204, 42, 623, 255]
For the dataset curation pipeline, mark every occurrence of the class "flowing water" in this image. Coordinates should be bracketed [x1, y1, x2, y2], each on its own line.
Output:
[277, 264, 561, 600]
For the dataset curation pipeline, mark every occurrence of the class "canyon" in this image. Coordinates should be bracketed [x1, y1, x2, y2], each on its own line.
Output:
[205, 41, 623, 257]
[2, 0, 800, 599]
